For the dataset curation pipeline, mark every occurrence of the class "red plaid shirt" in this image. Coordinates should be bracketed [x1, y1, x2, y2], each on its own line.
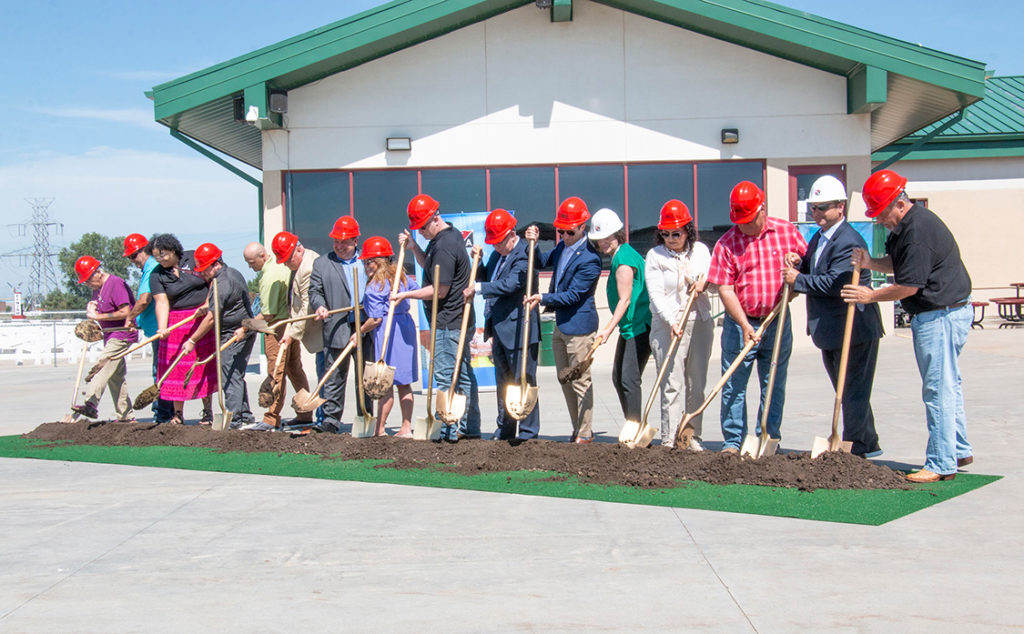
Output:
[708, 217, 807, 318]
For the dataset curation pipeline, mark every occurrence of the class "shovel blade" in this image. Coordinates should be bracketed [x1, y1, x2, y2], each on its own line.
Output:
[741, 434, 779, 458]
[291, 389, 324, 414]
[435, 390, 466, 424]
[504, 385, 538, 421]
[132, 384, 159, 410]
[351, 415, 375, 439]
[363, 362, 396, 399]
[812, 435, 853, 458]
[618, 420, 642, 445]
[212, 412, 230, 432]
[413, 416, 442, 441]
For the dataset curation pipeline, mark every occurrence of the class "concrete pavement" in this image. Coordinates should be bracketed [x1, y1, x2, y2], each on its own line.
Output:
[1, 325, 1022, 631]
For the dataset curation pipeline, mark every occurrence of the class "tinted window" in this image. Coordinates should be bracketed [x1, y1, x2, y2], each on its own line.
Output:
[421, 169, 486, 215]
[696, 161, 763, 245]
[558, 164, 625, 219]
[286, 171, 350, 257]
[489, 166, 558, 251]
[626, 163, 695, 257]
[352, 170, 419, 254]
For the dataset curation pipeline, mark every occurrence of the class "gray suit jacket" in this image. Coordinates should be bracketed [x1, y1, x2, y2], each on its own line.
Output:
[309, 252, 355, 350]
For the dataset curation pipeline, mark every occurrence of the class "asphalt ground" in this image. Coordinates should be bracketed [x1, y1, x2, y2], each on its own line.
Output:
[1, 324, 1022, 631]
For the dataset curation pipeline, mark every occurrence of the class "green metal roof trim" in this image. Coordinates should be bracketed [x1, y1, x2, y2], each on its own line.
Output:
[873, 76, 1024, 162]
[152, 0, 989, 168]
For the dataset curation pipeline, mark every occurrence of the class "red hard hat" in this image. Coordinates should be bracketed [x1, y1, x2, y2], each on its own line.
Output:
[272, 231, 299, 264]
[658, 200, 693, 231]
[554, 196, 590, 229]
[862, 169, 908, 218]
[359, 236, 394, 260]
[407, 194, 440, 230]
[75, 256, 101, 284]
[123, 233, 148, 258]
[194, 242, 223, 272]
[484, 208, 517, 244]
[730, 181, 765, 224]
[329, 216, 360, 240]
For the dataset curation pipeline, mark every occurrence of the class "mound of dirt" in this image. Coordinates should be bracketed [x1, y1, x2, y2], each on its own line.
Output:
[25, 421, 910, 491]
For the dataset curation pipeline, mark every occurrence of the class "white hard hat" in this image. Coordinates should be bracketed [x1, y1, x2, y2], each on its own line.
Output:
[587, 208, 624, 240]
[806, 175, 848, 203]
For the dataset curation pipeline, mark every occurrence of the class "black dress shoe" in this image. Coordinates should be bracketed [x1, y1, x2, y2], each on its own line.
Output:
[457, 433, 481, 440]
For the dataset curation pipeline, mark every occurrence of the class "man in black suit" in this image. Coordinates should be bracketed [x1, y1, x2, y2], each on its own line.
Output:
[785, 176, 884, 457]
[471, 209, 540, 440]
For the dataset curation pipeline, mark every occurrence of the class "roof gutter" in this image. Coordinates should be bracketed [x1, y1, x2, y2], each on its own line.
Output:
[168, 128, 265, 242]
[873, 108, 966, 172]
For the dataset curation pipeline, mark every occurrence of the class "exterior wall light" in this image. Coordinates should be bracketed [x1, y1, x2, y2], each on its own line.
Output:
[721, 128, 739, 144]
[386, 137, 412, 151]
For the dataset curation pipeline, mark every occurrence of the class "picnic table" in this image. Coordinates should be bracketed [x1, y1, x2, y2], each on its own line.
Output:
[1013, 282, 1024, 298]
[990, 297, 1024, 323]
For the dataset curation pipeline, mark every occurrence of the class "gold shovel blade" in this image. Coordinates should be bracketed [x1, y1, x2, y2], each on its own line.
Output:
[811, 436, 853, 458]
[504, 385, 538, 421]
[291, 389, 325, 414]
[363, 361, 396, 399]
[434, 390, 466, 424]
[351, 415, 375, 438]
[618, 420, 642, 445]
[132, 384, 160, 411]
[741, 434, 779, 458]
[413, 416, 442, 441]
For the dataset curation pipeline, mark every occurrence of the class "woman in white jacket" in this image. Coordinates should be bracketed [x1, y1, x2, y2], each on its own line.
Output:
[644, 200, 714, 448]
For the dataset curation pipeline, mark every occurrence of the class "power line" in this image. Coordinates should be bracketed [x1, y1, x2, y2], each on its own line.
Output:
[2, 199, 63, 307]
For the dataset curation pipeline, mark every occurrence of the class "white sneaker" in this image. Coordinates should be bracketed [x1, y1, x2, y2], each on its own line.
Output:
[689, 438, 704, 452]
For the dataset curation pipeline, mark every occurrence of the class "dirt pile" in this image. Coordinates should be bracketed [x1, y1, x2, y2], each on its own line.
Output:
[26, 421, 910, 491]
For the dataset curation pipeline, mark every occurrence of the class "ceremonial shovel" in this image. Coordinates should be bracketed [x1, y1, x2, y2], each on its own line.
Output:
[61, 341, 90, 423]
[349, 269, 375, 438]
[257, 340, 288, 408]
[435, 249, 481, 425]
[413, 265, 442, 441]
[620, 277, 703, 449]
[85, 309, 200, 382]
[74, 320, 131, 343]
[557, 338, 601, 384]
[811, 262, 859, 458]
[740, 282, 791, 459]
[183, 330, 245, 389]
[210, 276, 231, 431]
[241, 306, 354, 336]
[291, 341, 356, 413]
[504, 239, 539, 424]
[133, 347, 190, 410]
[363, 242, 405, 399]
[674, 299, 784, 448]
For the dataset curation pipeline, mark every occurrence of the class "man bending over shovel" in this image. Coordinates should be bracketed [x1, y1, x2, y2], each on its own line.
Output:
[707, 182, 806, 454]
[71, 256, 139, 421]
[243, 241, 291, 429]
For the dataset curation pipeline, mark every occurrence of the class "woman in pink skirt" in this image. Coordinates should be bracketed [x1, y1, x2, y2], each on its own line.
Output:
[149, 233, 217, 424]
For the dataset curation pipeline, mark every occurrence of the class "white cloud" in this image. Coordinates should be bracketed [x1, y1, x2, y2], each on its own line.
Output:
[0, 147, 262, 296]
[31, 107, 156, 129]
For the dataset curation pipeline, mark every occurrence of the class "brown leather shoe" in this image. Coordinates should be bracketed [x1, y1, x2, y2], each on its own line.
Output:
[574, 436, 593, 444]
[906, 469, 956, 483]
[957, 456, 973, 468]
[721, 447, 739, 455]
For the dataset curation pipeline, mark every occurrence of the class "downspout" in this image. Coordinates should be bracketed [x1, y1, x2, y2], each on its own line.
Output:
[873, 108, 966, 173]
[168, 128, 265, 242]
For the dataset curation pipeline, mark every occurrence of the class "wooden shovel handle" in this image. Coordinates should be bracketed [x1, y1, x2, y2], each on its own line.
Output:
[274, 305, 354, 330]
[194, 331, 246, 367]
[519, 238, 536, 387]
[70, 341, 89, 407]
[310, 341, 356, 397]
[156, 346, 191, 388]
[376, 242, 406, 363]
[757, 281, 791, 443]
[351, 269, 367, 419]
[448, 249, 481, 395]
[830, 263, 861, 444]
[642, 276, 703, 425]
[425, 265, 440, 421]
[113, 309, 200, 360]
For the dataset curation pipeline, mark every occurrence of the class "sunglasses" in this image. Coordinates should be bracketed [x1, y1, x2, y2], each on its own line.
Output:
[659, 230, 684, 239]
[556, 228, 578, 236]
[809, 202, 837, 212]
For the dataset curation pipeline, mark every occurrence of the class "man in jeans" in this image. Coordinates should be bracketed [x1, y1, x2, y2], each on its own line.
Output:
[396, 194, 480, 442]
[841, 169, 973, 483]
[123, 233, 173, 423]
[707, 181, 807, 453]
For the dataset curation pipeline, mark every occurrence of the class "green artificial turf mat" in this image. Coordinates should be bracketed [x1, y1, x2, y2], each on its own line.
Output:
[0, 435, 999, 525]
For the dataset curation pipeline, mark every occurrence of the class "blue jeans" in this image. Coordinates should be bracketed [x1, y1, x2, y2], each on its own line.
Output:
[433, 327, 481, 440]
[910, 302, 973, 475]
[719, 312, 792, 449]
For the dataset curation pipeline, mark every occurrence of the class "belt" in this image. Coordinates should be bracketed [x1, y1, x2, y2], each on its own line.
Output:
[946, 301, 968, 310]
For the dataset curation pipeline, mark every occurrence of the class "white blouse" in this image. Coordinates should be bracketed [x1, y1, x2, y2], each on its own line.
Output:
[644, 242, 712, 325]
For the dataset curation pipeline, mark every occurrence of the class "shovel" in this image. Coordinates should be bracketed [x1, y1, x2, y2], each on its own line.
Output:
[435, 249, 481, 425]
[557, 338, 602, 385]
[241, 305, 354, 336]
[61, 341, 90, 423]
[505, 238, 539, 423]
[292, 341, 356, 413]
[811, 263, 860, 458]
[85, 309, 201, 382]
[210, 277, 231, 431]
[740, 282, 792, 459]
[413, 264, 443, 441]
[363, 242, 406, 399]
[182, 330, 245, 389]
[74, 320, 132, 343]
[674, 299, 784, 448]
[620, 277, 703, 448]
[257, 339, 289, 408]
[132, 346, 190, 410]
[349, 269, 375, 438]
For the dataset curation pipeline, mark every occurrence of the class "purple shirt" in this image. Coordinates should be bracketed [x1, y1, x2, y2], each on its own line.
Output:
[93, 275, 139, 344]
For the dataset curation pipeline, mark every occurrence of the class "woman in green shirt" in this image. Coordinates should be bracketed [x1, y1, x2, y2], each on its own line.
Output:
[590, 208, 652, 421]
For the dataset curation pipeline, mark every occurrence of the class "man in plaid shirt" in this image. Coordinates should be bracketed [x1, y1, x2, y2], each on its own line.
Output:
[707, 181, 807, 453]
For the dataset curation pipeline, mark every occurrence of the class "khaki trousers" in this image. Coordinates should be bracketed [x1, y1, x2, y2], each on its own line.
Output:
[83, 338, 133, 420]
[551, 325, 595, 440]
[649, 316, 714, 446]
[262, 332, 311, 425]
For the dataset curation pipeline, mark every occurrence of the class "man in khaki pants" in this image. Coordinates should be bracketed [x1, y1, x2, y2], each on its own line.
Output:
[243, 241, 292, 429]
[525, 197, 603, 443]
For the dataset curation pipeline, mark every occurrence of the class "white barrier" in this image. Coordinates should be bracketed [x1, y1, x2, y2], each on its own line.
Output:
[0, 321, 150, 366]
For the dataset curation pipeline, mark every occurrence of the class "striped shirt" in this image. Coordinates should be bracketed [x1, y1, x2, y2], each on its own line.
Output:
[708, 217, 807, 318]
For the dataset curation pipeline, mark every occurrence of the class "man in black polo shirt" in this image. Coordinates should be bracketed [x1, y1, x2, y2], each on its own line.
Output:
[841, 170, 973, 483]
[395, 194, 480, 442]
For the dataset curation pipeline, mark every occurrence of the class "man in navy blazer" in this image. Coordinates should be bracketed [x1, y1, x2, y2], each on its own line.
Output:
[470, 209, 541, 440]
[525, 197, 602, 443]
[785, 176, 884, 457]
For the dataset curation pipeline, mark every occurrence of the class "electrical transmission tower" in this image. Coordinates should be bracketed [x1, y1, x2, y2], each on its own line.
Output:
[20, 198, 63, 307]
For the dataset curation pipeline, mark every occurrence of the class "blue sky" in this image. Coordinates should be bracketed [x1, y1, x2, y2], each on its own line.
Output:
[0, 0, 1019, 299]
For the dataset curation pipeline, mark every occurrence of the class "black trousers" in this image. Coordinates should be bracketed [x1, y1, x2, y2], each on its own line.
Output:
[821, 338, 880, 454]
[491, 337, 540, 439]
[612, 330, 652, 421]
[321, 333, 374, 425]
[221, 333, 255, 422]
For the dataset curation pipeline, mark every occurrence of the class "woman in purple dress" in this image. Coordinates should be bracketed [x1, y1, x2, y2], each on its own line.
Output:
[358, 237, 420, 437]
